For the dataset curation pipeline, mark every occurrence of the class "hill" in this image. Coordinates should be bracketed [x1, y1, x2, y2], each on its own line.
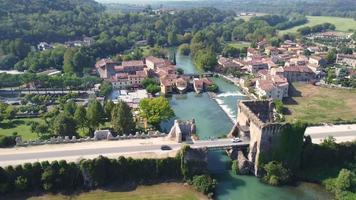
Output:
[0, 0, 104, 43]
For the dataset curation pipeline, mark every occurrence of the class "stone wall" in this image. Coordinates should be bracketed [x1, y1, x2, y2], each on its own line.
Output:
[233, 100, 286, 176]
[15, 130, 166, 147]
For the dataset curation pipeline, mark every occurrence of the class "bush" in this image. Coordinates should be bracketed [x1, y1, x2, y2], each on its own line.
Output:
[207, 84, 219, 92]
[262, 161, 291, 186]
[0, 136, 16, 148]
[0, 152, 212, 196]
[231, 160, 239, 175]
[191, 174, 217, 195]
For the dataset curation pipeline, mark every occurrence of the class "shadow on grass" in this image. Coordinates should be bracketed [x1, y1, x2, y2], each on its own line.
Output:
[283, 84, 301, 106]
[7, 180, 185, 200]
[0, 119, 26, 129]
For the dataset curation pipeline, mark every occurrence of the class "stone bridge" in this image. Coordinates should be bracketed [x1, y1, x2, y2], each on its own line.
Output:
[190, 139, 249, 151]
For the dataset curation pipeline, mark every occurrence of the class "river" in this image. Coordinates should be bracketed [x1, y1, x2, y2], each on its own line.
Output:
[164, 51, 333, 200]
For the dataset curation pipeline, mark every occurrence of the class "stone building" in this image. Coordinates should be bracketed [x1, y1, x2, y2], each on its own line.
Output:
[229, 100, 286, 175]
[167, 119, 196, 143]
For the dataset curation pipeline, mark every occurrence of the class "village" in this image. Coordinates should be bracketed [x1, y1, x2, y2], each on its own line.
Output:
[218, 38, 356, 101]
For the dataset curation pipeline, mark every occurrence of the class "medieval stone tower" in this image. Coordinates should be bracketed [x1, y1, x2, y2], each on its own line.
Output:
[229, 100, 285, 175]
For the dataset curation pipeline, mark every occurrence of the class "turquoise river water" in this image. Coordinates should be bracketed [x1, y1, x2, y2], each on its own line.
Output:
[163, 51, 333, 200]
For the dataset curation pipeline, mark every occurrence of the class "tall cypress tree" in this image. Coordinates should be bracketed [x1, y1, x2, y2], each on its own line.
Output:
[111, 101, 135, 135]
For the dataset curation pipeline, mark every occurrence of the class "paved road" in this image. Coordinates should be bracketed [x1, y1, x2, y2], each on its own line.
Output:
[0, 138, 249, 166]
[305, 124, 356, 143]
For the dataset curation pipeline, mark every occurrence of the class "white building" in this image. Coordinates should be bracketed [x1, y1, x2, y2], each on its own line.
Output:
[255, 75, 289, 100]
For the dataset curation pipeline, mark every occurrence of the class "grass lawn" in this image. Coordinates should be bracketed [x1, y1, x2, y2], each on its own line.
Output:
[284, 83, 356, 124]
[26, 183, 207, 200]
[0, 118, 43, 141]
[226, 41, 251, 49]
[279, 16, 356, 35]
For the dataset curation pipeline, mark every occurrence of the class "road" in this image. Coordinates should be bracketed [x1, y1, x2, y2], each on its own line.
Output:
[0, 138, 249, 167]
[305, 124, 356, 144]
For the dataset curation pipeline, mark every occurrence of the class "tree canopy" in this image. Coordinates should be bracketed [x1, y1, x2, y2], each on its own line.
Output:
[139, 97, 175, 127]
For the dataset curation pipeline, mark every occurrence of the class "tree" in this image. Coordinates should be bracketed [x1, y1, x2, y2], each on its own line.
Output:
[52, 113, 78, 137]
[111, 101, 135, 134]
[41, 167, 55, 191]
[142, 78, 157, 88]
[222, 46, 240, 58]
[146, 84, 160, 96]
[74, 106, 87, 134]
[103, 100, 115, 120]
[63, 48, 76, 74]
[14, 176, 28, 191]
[326, 49, 337, 64]
[139, 97, 175, 127]
[194, 50, 217, 71]
[63, 100, 77, 116]
[177, 68, 184, 75]
[336, 169, 356, 192]
[4, 106, 16, 121]
[86, 99, 105, 134]
[168, 31, 178, 46]
[99, 82, 113, 98]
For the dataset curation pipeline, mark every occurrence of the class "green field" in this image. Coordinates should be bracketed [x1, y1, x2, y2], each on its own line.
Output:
[226, 41, 251, 49]
[285, 83, 356, 124]
[25, 183, 206, 200]
[0, 118, 43, 141]
[279, 16, 356, 34]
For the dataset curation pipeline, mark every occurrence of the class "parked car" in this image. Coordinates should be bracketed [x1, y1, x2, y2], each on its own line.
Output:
[160, 145, 172, 150]
[231, 137, 242, 143]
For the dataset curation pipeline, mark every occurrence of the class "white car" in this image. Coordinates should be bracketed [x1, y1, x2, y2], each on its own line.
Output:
[231, 137, 242, 143]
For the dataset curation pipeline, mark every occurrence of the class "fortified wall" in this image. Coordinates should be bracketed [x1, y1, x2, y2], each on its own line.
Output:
[230, 100, 285, 175]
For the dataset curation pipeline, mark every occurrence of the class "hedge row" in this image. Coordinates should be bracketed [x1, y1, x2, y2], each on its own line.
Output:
[0, 147, 212, 195]
[0, 156, 181, 194]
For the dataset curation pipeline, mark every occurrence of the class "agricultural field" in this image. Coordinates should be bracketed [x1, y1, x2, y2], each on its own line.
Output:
[279, 16, 356, 34]
[284, 83, 356, 124]
[25, 183, 207, 200]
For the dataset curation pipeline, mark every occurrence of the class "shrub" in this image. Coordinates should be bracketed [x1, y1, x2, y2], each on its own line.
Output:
[0, 136, 16, 148]
[231, 160, 239, 175]
[262, 161, 290, 186]
[207, 84, 219, 92]
[191, 174, 217, 194]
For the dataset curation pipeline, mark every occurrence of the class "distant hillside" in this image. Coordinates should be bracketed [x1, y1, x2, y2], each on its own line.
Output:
[115, 0, 356, 20]
[0, 0, 104, 43]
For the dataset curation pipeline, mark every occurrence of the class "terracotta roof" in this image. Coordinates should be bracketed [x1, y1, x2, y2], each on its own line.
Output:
[284, 65, 314, 73]
[176, 78, 187, 87]
[95, 59, 115, 69]
[193, 79, 204, 88]
[122, 60, 145, 67]
[146, 56, 165, 64]
[258, 79, 275, 92]
[202, 78, 213, 85]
